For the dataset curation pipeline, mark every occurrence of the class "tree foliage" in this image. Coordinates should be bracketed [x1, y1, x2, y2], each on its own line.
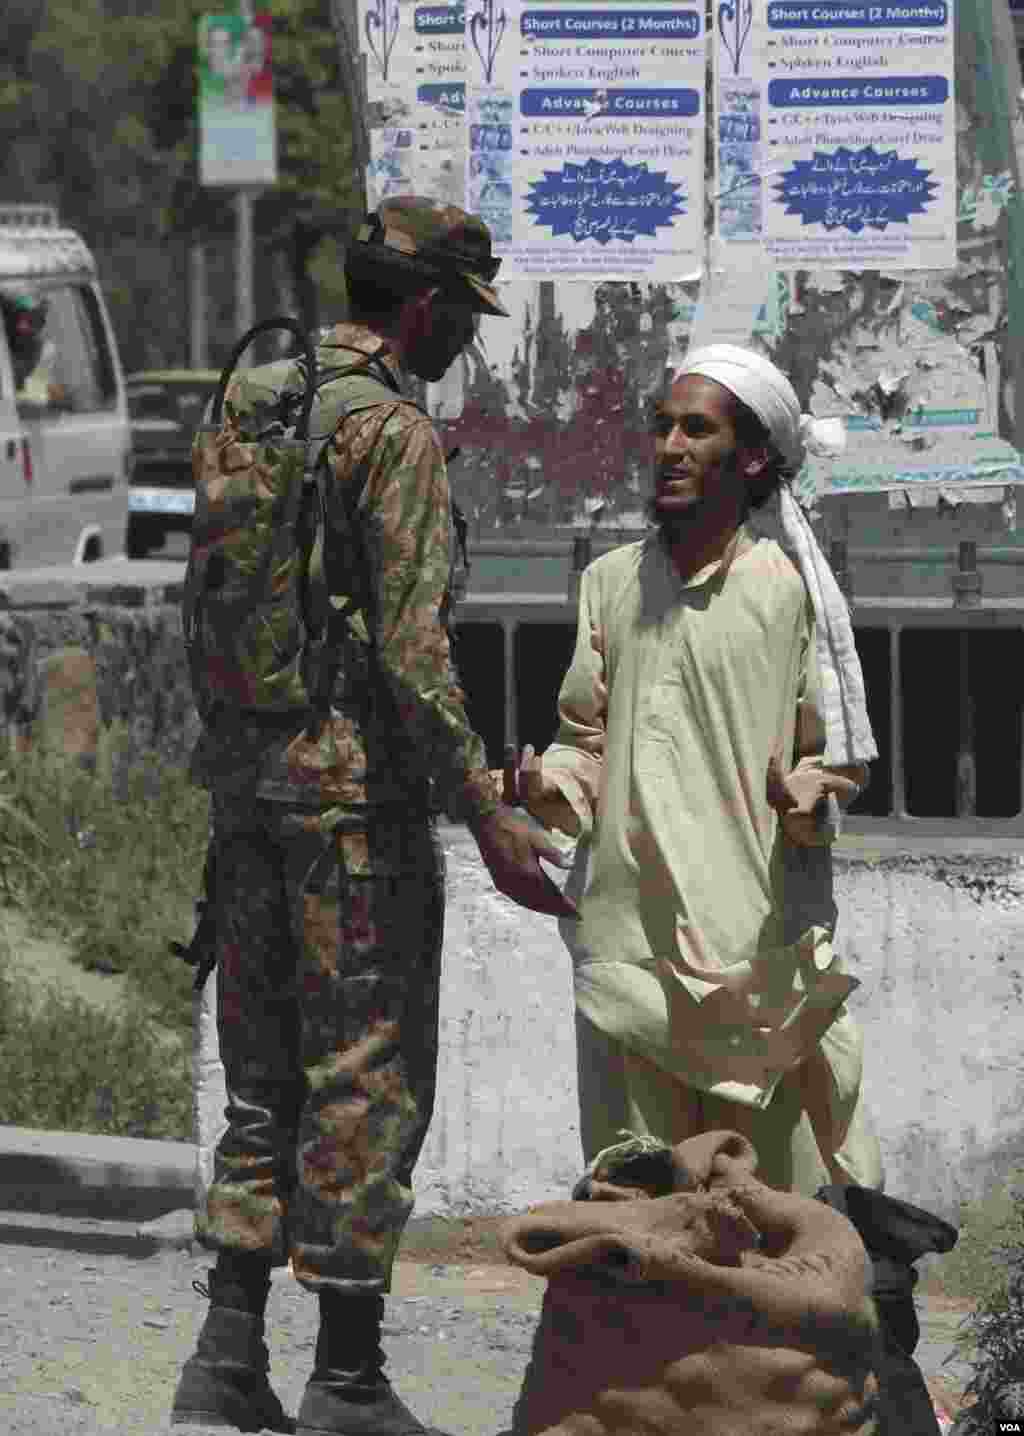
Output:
[0, 0, 362, 368]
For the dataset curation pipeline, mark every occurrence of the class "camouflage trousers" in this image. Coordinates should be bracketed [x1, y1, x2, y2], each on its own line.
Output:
[195, 794, 445, 1294]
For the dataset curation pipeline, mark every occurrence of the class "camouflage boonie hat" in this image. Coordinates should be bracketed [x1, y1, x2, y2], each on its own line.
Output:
[352, 196, 509, 317]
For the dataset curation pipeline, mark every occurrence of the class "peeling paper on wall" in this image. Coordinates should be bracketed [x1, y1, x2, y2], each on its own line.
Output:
[800, 274, 1024, 495]
[886, 484, 1006, 511]
[957, 171, 1016, 228]
[1002, 486, 1018, 531]
[687, 268, 787, 352]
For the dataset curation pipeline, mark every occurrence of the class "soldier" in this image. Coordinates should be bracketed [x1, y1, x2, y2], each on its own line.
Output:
[171, 197, 577, 1436]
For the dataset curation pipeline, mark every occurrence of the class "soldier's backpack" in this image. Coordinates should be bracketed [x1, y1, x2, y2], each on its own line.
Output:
[182, 316, 417, 741]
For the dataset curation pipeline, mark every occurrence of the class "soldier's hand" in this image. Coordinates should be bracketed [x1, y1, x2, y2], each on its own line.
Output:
[517, 744, 582, 837]
[469, 804, 580, 920]
[766, 755, 860, 847]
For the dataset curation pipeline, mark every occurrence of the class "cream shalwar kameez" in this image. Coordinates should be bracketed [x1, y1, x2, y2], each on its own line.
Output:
[544, 526, 883, 1195]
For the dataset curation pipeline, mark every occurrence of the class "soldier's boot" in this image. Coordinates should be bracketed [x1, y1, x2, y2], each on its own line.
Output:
[171, 1250, 294, 1433]
[296, 1290, 431, 1435]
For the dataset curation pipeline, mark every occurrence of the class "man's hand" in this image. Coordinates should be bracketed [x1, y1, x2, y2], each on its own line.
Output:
[517, 744, 582, 837]
[469, 804, 580, 920]
[766, 755, 861, 847]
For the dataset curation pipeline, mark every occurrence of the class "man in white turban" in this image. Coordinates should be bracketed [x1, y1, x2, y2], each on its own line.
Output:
[519, 343, 884, 1196]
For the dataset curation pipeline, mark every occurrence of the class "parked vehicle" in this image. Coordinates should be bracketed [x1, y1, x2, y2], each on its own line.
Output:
[0, 204, 131, 567]
[125, 369, 217, 558]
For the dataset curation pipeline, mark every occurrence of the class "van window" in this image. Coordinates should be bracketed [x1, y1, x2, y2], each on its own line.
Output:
[6, 284, 117, 417]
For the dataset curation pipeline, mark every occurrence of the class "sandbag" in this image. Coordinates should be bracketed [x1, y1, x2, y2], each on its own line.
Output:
[502, 1130, 882, 1436]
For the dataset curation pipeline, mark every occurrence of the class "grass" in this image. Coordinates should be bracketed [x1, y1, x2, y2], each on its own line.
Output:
[946, 1178, 1024, 1429]
[0, 720, 209, 1138]
[0, 719, 209, 1038]
[937, 1168, 1024, 1308]
[0, 943, 192, 1140]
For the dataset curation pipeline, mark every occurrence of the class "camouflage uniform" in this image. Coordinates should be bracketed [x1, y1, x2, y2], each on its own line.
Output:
[190, 319, 500, 1294]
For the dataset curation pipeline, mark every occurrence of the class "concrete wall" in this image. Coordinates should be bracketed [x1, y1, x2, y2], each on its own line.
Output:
[834, 847, 1024, 1218]
[194, 825, 1024, 1226]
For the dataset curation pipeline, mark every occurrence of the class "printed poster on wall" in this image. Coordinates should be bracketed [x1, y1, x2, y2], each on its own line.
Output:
[359, 0, 467, 207]
[713, 0, 762, 251]
[466, 0, 706, 279]
[757, 0, 956, 268]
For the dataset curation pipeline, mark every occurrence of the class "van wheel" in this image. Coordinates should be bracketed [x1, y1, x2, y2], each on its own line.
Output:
[125, 514, 158, 559]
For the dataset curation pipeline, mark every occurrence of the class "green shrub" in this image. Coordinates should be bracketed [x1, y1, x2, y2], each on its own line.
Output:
[938, 1170, 1024, 1307]
[0, 721, 209, 1037]
[0, 936, 191, 1140]
[949, 1180, 1024, 1432]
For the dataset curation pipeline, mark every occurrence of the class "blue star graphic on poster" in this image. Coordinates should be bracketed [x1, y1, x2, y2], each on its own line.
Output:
[526, 158, 685, 245]
[774, 147, 938, 234]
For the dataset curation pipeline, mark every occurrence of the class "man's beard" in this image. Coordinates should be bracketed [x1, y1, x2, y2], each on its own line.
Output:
[646, 453, 746, 545]
[646, 493, 706, 546]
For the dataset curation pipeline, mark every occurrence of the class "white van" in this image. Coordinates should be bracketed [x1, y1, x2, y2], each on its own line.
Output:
[0, 204, 130, 568]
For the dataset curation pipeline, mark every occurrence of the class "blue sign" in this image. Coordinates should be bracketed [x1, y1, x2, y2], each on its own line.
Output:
[767, 0, 947, 27]
[520, 88, 700, 117]
[417, 82, 465, 110]
[415, 4, 465, 32]
[526, 156, 685, 243]
[768, 76, 948, 106]
[521, 9, 700, 39]
[773, 146, 938, 232]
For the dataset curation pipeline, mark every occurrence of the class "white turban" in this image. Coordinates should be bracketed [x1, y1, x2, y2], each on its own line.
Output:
[676, 342, 844, 472]
[674, 344, 878, 777]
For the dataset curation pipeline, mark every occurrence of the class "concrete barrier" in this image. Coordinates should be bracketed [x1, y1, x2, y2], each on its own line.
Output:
[833, 847, 1024, 1217]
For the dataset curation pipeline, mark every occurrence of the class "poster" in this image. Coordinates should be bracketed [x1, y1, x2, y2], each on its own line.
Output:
[758, 0, 957, 269]
[466, 0, 706, 279]
[714, 0, 763, 250]
[198, 12, 276, 187]
[360, 0, 467, 206]
[713, 0, 958, 269]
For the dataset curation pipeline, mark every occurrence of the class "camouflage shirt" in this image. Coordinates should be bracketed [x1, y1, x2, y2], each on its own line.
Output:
[188, 322, 500, 826]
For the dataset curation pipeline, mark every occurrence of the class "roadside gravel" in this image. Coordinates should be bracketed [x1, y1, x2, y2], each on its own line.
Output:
[0, 1216, 974, 1435]
[0, 1236, 544, 1435]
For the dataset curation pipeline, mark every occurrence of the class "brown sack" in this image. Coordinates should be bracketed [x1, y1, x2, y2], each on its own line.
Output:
[501, 1131, 881, 1436]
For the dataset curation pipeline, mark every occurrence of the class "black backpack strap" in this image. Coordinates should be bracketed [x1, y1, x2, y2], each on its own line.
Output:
[210, 316, 319, 435]
[298, 356, 409, 738]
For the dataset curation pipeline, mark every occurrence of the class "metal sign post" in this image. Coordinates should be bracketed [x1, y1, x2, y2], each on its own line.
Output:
[235, 188, 255, 348]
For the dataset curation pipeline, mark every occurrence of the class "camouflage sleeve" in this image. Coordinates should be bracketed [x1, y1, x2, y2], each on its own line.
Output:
[347, 407, 499, 824]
